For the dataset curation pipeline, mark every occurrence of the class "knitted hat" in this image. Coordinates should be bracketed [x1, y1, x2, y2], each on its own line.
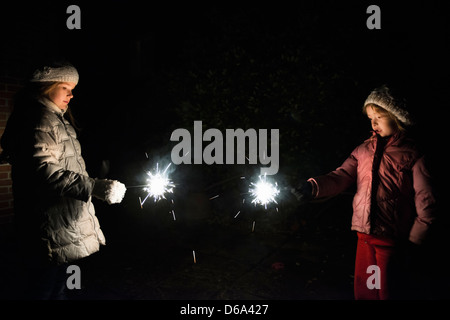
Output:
[364, 85, 413, 126]
[30, 64, 79, 84]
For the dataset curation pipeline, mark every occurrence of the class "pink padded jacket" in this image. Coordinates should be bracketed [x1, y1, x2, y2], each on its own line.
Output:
[309, 131, 436, 244]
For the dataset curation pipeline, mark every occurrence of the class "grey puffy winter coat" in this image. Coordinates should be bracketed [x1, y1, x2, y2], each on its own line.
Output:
[1, 97, 105, 264]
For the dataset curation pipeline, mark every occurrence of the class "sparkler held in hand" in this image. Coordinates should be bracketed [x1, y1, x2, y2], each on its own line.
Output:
[249, 173, 280, 209]
[140, 162, 175, 206]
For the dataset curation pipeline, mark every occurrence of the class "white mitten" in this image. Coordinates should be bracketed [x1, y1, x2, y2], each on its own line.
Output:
[92, 179, 127, 204]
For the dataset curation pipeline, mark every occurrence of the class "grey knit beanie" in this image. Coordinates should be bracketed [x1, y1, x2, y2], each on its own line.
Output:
[30, 63, 79, 84]
[364, 85, 413, 126]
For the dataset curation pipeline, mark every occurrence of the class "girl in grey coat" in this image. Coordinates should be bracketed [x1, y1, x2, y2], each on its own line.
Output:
[0, 62, 126, 299]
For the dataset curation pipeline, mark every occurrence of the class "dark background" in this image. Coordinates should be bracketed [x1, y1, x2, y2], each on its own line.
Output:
[1, 1, 449, 303]
[2, 1, 448, 174]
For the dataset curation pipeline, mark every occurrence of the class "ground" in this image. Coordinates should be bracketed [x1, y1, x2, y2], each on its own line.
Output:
[72, 196, 356, 300]
[0, 186, 446, 303]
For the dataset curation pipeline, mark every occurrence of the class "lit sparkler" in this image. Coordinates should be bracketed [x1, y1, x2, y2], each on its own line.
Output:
[249, 174, 280, 209]
[140, 162, 175, 206]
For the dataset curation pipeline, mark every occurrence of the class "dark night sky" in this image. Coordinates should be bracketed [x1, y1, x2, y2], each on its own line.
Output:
[1, 1, 449, 181]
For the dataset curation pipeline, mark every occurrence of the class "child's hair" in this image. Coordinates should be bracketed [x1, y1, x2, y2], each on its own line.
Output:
[363, 103, 406, 132]
[38, 82, 60, 99]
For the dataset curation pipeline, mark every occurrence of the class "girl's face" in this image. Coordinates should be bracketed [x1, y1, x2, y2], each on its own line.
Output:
[366, 106, 397, 137]
[48, 82, 77, 111]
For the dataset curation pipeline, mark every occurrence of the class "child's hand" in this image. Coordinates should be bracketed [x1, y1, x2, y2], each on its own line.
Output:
[92, 179, 127, 204]
[291, 180, 313, 203]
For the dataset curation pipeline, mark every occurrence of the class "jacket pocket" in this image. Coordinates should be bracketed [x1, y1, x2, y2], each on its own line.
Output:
[63, 140, 75, 157]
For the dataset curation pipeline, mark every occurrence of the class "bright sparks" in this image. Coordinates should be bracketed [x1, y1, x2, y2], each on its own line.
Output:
[141, 163, 175, 205]
[249, 174, 280, 209]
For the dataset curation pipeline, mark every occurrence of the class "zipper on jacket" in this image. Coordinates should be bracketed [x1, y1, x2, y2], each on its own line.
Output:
[368, 136, 388, 234]
[59, 114, 101, 242]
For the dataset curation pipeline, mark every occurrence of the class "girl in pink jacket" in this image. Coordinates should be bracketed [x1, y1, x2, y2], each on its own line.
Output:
[293, 85, 436, 299]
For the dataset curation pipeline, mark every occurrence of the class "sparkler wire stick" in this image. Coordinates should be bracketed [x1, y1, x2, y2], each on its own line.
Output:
[127, 184, 153, 188]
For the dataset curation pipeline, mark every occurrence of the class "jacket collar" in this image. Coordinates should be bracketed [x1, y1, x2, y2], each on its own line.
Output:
[38, 97, 67, 115]
[369, 130, 404, 147]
